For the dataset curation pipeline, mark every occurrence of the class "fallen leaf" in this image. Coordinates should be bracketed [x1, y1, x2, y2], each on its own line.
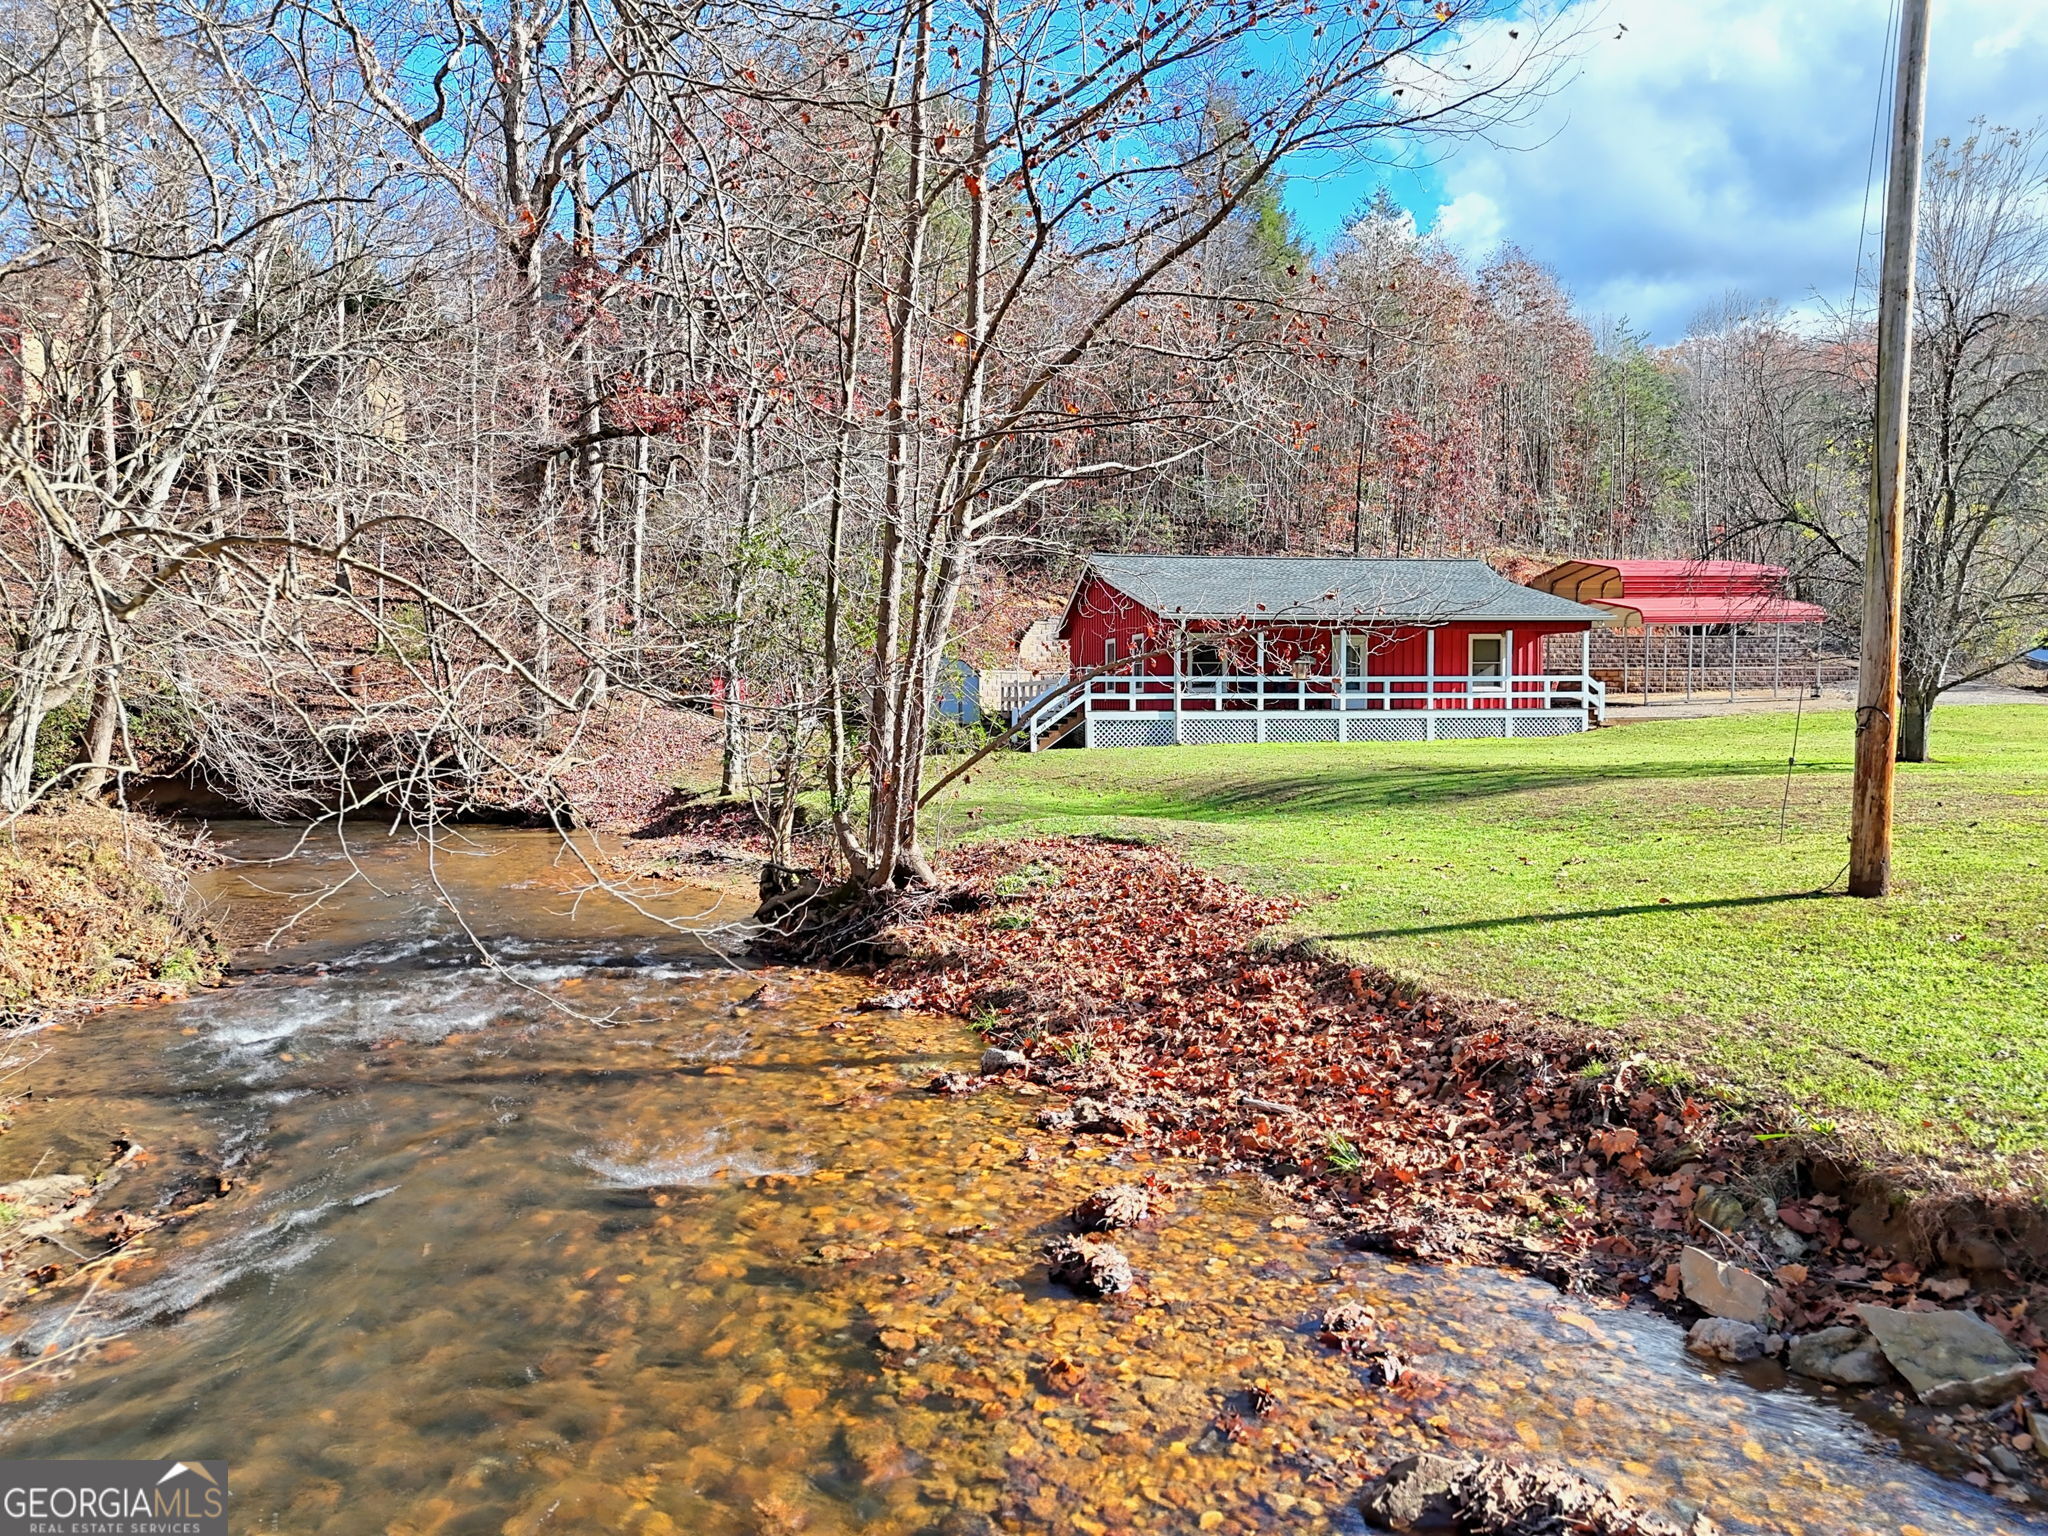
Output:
[1588, 1126, 1640, 1159]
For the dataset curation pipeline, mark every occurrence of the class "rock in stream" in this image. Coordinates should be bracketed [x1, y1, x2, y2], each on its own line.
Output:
[1360, 1451, 1720, 1535]
[1044, 1235, 1135, 1297]
[1786, 1326, 1891, 1388]
[1071, 1183, 1150, 1232]
[1853, 1304, 2034, 1406]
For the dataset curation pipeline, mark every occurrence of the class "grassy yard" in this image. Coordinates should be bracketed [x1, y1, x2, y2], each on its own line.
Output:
[929, 704, 2048, 1176]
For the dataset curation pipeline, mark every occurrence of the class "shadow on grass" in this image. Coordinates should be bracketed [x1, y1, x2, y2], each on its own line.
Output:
[1130, 756, 1840, 818]
[1331, 888, 1843, 942]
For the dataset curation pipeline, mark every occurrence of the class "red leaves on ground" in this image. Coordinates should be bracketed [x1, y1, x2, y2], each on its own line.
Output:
[887, 837, 1670, 1276]
[884, 838, 2047, 1335]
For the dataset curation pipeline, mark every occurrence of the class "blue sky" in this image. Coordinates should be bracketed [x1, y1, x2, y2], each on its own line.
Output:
[1282, 0, 2048, 340]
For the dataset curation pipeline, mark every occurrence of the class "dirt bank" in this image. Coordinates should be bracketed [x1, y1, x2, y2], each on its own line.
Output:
[0, 802, 222, 1026]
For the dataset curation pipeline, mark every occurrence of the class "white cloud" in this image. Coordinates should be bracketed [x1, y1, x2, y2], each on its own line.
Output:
[1431, 187, 1506, 254]
[1416, 0, 2048, 338]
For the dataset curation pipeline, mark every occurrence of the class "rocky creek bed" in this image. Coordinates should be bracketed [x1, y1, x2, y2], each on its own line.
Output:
[0, 826, 2034, 1534]
[866, 835, 2048, 1520]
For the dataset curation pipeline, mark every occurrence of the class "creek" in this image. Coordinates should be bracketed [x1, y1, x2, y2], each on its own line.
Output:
[0, 826, 2031, 1535]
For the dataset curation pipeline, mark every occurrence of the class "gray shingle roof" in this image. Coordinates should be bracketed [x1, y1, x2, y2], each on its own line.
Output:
[1079, 555, 1609, 625]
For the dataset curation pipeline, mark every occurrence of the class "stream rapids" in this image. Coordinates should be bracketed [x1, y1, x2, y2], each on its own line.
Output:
[0, 825, 2032, 1535]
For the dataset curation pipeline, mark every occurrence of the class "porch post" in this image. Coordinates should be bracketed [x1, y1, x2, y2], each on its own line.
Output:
[1642, 627, 1650, 705]
[1255, 630, 1267, 742]
[1772, 620, 1783, 698]
[1171, 624, 1183, 745]
[1730, 626, 1739, 701]
[1504, 626, 1517, 738]
[1425, 626, 1437, 742]
[1580, 628, 1591, 724]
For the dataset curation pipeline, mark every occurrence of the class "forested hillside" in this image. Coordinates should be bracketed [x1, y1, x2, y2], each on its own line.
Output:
[2, 0, 2043, 875]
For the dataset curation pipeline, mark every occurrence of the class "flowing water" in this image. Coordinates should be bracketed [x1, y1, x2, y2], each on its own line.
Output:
[0, 826, 2035, 1535]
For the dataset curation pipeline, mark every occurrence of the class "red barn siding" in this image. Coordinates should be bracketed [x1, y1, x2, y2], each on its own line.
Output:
[1065, 575, 1163, 670]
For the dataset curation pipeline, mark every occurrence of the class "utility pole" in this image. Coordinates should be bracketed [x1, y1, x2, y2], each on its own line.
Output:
[1849, 0, 1932, 898]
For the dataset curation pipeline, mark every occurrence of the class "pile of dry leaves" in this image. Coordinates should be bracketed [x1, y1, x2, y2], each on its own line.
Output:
[554, 703, 724, 836]
[881, 836, 2048, 1388]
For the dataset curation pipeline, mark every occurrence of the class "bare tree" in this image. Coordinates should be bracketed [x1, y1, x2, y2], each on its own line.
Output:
[1711, 125, 2048, 760]
[738, 0, 1580, 886]
[0, 0, 1597, 884]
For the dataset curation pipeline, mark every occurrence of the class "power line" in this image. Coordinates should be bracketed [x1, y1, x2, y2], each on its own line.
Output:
[1850, 0, 1905, 315]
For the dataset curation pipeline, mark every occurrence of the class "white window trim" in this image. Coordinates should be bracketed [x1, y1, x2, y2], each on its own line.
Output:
[1339, 630, 1369, 679]
[1102, 635, 1118, 667]
[1469, 632, 1508, 689]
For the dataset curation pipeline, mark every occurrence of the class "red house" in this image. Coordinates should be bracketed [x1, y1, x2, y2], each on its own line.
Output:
[1022, 555, 1610, 749]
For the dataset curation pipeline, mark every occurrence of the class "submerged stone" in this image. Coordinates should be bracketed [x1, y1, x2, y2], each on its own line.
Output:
[1854, 1304, 2033, 1406]
[1786, 1326, 1891, 1388]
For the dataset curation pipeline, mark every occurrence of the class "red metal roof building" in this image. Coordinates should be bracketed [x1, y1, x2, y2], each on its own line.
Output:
[1526, 559, 1838, 701]
[1528, 560, 1828, 628]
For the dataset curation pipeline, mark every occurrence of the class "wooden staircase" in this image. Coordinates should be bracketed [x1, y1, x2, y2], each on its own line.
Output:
[1019, 688, 1086, 751]
[1029, 704, 1085, 751]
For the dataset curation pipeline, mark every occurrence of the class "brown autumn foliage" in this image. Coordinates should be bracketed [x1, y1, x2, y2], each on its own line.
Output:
[0, 801, 220, 1018]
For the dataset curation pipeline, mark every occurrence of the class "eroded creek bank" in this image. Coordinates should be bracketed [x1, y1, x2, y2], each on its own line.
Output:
[0, 827, 2031, 1534]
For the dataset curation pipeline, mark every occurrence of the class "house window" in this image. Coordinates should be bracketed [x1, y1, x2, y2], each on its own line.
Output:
[1102, 635, 1118, 668]
[1469, 634, 1506, 687]
[1188, 641, 1224, 677]
[1341, 633, 1369, 678]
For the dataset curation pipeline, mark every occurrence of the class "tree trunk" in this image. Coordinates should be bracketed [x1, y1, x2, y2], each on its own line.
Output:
[1897, 678, 1935, 763]
[0, 678, 49, 813]
[74, 674, 122, 797]
[0, 586, 93, 812]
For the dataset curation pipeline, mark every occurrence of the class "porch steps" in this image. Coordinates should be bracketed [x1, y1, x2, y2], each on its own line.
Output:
[1029, 708, 1086, 752]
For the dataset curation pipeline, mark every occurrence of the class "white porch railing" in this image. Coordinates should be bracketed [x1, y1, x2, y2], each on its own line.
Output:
[1015, 671, 1606, 749]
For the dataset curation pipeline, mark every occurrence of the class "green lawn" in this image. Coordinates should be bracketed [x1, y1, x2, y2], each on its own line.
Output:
[929, 704, 2048, 1176]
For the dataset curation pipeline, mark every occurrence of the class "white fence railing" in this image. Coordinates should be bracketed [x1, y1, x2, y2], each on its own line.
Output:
[1013, 671, 1605, 748]
[1046, 672, 1601, 713]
